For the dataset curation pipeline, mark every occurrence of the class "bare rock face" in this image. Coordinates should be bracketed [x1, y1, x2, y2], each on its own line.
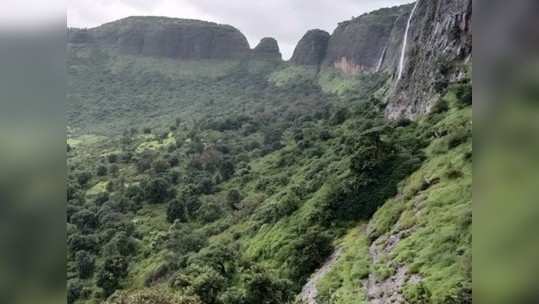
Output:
[290, 29, 330, 66]
[385, 0, 472, 120]
[252, 37, 282, 60]
[323, 5, 413, 75]
[68, 17, 251, 60]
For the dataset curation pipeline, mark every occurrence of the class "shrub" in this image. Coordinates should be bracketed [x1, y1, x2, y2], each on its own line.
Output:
[455, 83, 472, 105]
[168, 226, 208, 256]
[403, 282, 432, 304]
[226, 189, 242, 211]
[284, 227, 333, 284]
[105, 289, 202, 304]
[431, 99, 449, 114]
[153, 158, 170, 174]
[187, 267, 226, 304]
[67, 279, 83, 304]
[330, 107, 349, 125]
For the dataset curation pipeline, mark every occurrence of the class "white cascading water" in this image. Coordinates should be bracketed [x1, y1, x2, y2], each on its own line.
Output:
[397, 0, 419, 80]
[375, 46, 387, 72]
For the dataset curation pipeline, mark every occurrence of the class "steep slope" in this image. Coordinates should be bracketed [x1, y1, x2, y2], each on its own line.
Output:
[322, 5, 412, 75]
[312, 85, 472, 304]
[386, 0, 472, 120]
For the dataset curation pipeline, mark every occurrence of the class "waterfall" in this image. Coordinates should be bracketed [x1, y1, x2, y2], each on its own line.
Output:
[376, 46, 387, 72]
[397, 0, 419, 80]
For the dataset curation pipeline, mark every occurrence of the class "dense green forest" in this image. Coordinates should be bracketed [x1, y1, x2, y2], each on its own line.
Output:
[67, 43, 471, 304]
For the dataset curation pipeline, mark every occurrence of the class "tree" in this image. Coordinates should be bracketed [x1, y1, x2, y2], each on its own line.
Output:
[226, 189, 242, 211]
[167, 199, 187, 223]
[242, 270, 292, 304]
[143, 177, 171, 204]
[219, 160, 235, 181]
[196, 177, 214, 195]
[103, 231, 134, 257]
[153, 158, 170, 174]
[167, 195, 201, 223]
[107, 153, 119, 163]
[75, 250, 95, 279]
[125, 184, 144, 203]
[68, 234, 98, 254]
[96, 164, 108, 176]
[76, 171, 92, 186]
[96, 255, 129, 296]
[70, 209, 98, 233]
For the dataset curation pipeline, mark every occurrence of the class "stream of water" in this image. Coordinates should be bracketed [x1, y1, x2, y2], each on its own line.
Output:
[397, 0, 419, 80]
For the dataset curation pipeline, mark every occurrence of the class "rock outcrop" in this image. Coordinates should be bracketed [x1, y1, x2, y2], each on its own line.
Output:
[67, 17, 251, 60]
[290, 29, 330, 66]
[252, 37, 282, 60]
[323, 5, 413, 75]
[385, 0, 472, 120]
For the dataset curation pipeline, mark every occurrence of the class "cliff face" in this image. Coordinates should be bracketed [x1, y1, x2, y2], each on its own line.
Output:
[68, 17, 251, 60]
[252, 37, 282, 60]
[289, 0, 472, 120]
[322, 5, 412, 75]
[385, 0, 472, 120]
[290, 29, 330, 66]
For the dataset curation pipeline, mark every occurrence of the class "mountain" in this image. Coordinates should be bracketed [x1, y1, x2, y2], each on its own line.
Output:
[68, 17, 251, 60]
[290, 30, 330, 66]
[252, 37, 282, 60]
[67, 2, 471, 304]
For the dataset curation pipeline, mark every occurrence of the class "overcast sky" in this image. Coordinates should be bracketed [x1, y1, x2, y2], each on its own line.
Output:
[68, 0, 414, 59]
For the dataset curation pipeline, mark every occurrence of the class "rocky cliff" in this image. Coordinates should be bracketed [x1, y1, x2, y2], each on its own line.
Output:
[289, 0, 472, 120]
[290, 29, 330, 66]
[252, 37, 282, 60]
[68, 17, 251, 60]
[385, 0, 472, 120]
[322, 5, 413, 75]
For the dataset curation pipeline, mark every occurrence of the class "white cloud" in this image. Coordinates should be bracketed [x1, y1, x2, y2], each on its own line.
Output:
[67, 0, 414, 59]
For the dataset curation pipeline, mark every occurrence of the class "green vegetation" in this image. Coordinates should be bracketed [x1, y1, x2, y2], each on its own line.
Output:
[316, 227, 371, 304]
[68, 37, 471, 304]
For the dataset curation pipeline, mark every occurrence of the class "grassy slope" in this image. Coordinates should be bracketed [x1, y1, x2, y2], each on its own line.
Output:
[67, 43, 471, 304]
[316, 89, 472, 304]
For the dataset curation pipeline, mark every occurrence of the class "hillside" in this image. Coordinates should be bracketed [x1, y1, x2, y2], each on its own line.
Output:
[67, 1, 472, 304]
